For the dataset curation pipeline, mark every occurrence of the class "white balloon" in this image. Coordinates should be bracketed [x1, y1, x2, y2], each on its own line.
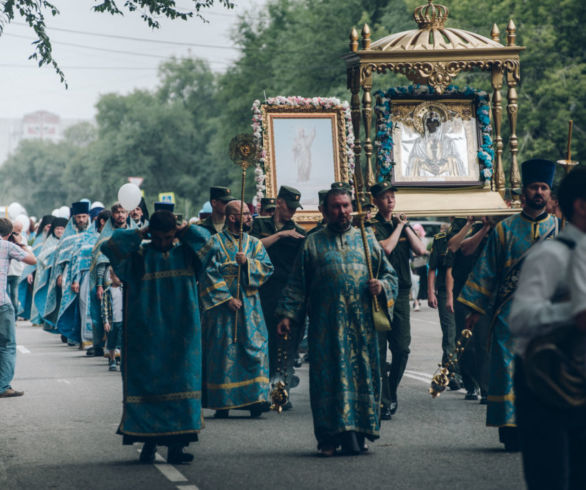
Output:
[14, 214, 30, 233]
[7, 202, 26, 220]
[59, 206, 70, 219]
[118, 183, 142, 211]
[51, 209, 59, 217]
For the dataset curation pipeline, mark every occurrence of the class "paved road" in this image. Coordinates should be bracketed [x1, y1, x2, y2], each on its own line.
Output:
[1, 306, 525, 490]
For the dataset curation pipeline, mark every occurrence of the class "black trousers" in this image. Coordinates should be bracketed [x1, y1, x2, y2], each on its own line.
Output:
[514, 357, 586, 490]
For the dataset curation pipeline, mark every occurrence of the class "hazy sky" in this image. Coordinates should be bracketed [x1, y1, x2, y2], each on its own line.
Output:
[0, 0, 263, 120]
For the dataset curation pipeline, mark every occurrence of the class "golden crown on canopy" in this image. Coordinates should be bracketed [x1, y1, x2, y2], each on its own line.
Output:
[413, 1, 449, 29]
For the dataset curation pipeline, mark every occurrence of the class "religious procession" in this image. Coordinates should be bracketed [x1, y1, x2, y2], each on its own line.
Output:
[1, 1, 586, 490]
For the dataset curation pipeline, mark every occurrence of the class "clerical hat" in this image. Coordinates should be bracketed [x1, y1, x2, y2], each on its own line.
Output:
[154, 201, 175, 212]
[521, 159, 556, 188]
[71, 201, 90, 216]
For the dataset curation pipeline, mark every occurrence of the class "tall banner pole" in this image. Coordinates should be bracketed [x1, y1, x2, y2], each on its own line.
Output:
[229, 134, 256, 343]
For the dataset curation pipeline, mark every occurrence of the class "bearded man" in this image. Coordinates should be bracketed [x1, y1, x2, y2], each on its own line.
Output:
[458, 159, 559, 451]
[276, 186, 398, 456]
[199, 200, 274, 418]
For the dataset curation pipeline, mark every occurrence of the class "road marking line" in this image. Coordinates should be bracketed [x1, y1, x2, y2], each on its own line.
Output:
[57, 379, 71, 384]
[403, 372, 432, 384]
[17, 345, 31, 354]
[177, 486, 200, 490]
[154, 463, 188, 483]
[414, 318, 440, 326]
[136, 449, 190, 483]
[405, 369, 433, 380]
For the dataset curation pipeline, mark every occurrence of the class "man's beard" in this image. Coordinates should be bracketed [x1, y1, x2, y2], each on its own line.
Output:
[235, 221, 251, 232]
[526, 195, 546, 211]
[328, 217, 350, 232]
[76, 221, 88, 231]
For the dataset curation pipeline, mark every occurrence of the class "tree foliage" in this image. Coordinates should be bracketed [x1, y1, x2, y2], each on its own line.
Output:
[0, 0, 235, 84]
[1, 0, 584, 216]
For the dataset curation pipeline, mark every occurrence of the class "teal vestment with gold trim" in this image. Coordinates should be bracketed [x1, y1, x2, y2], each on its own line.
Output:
[275, 226, 398, 445]
[101, 225, 213, 444]
[199, 231, 274, 410]
[457, 212, 558, 427]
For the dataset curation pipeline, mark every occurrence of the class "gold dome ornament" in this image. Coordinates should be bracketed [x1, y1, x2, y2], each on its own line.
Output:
[413, 0, 449, 29]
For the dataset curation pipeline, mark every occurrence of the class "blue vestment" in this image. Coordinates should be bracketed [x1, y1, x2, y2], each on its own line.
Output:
[276, 226, 398, 445]
[101, 226, 213, 444]
[458, 212, 558, 427]
[199, 231, 274, 410]
[32, 236, 60, 332]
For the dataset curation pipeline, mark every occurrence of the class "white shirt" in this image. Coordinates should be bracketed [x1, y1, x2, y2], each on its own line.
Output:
[110, 286, 123, 323]
[509, 222, 584, 356]
[570, 234, 586, 317]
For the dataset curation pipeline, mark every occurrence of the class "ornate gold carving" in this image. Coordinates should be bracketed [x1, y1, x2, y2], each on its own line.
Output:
[491, 23, 500, 42]
[507, 70, 521, 204]
[506, 19, 516, 47]
[350, 27, 358, 52]
[344, 0, 524, 215]
[361, 24, 371, 49]
[413, 1, 449, 29]
[361, 59, 518, 94]
[491, 68, 505, 193]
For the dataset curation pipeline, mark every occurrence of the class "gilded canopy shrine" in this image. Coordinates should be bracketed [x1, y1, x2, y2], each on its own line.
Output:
[343, 0, 525, 216]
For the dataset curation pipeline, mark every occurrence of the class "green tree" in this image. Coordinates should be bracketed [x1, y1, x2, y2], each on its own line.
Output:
[0, 0, 236, 83]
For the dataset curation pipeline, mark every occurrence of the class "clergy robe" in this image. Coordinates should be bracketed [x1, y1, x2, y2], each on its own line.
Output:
[44, 220, 86, 334]
[199, 230, 274, 410]
[101, 225, 212, 444]
[55, 226, 97, 344]
[32, 236, 60, 332]
[276, 226, 398, 445]
[457, 212, 559, 427]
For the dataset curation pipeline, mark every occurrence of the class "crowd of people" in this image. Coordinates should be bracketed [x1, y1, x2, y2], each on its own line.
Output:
[0, 159, 585, 488]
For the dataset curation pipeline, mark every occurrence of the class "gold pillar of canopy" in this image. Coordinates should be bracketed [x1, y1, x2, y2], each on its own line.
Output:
[343, 1, 524, 217]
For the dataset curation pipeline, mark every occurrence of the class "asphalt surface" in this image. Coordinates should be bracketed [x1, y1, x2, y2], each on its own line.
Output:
[1, 306, 525, 490]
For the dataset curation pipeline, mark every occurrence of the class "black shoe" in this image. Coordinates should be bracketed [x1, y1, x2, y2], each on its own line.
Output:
[341, 431, 362, 456]
[380, 405, 392, 421]
[214, 409, 229, 419]
[479, 396, 488, 405]
[499, 427, 521, 453]
[94, 347, 104, 357]
[167, 445, 194, 464]
[86, 347, 95, 356]
[465, 389, 479, 401]
[289, 375, 300, 389]
[60, 335, 67, 344]
[250, 407, 263, 418]
[294, 356, 303, 368]
[139, 442, 156, 463]
[389, 400, 398, 415]
[249, 401, 269, 418]
[448, 379, 461, 391]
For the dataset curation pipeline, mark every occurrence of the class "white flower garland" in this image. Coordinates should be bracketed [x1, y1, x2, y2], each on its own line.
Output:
[251, 96, 355, 203]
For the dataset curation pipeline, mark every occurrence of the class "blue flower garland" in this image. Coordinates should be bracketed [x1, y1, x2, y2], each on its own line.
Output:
[373, 85, 494, 184]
